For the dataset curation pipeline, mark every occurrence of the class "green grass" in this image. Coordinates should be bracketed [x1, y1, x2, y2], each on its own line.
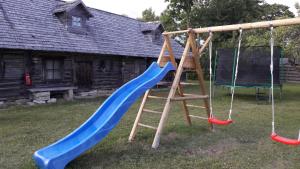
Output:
[1, 83, 300, 169]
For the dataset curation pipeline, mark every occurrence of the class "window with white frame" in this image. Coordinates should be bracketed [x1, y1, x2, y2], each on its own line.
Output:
[72, 16, 82, 27]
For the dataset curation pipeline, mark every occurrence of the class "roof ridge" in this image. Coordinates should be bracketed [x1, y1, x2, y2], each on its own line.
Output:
[87, 7, 143, 22]
[58, 0, 160, 24]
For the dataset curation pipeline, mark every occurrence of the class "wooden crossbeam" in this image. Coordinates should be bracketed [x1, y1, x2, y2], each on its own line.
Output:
[163, 18, 300, 35]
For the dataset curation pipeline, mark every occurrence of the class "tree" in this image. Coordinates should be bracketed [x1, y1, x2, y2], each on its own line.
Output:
[260, 3, 295, 20]
[138, 8, 159, 22]
[295, 2, 300, 17]
[164, 0, 195, 28]
[243, 3, 297, 59]
[160, 9, 178, 31]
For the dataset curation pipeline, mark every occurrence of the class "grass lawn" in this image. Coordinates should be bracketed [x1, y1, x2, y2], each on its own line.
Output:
[1, 83, 300, 169]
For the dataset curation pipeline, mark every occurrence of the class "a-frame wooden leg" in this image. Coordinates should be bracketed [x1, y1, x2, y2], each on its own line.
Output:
[129, 40, 168, 142]
[164, 35, 192, 125]
[177, 83, 192, 125]
[128, 90, 150, 141]
[152, 35, 193, 149]
[190, 32, 214, 130]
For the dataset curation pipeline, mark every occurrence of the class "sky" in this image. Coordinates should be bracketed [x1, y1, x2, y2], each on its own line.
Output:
[67, 0, 299, 19]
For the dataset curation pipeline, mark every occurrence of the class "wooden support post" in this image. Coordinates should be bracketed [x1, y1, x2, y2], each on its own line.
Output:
[129, 39, 169, 142]
[152, 35, 192, 149]
[164, 35, 192, 125]
[189, 31, 214, 130]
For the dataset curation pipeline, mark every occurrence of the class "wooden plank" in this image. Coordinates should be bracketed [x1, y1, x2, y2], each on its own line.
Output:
[138, 123, 157, 130]
[148, 95, 168, 100]
[171, 95, 209, 101]
[163, 17, 300, 35]
[187, 104, 206, 109]
[143, 109, 162, 114]
[189, 115, 208, 120]
[28, 86, 77, 92]
[0, 86, 21, 91]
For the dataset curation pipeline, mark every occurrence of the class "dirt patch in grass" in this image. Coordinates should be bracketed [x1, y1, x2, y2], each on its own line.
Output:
[162, 132, 179, 143]
[262, 159, 292, 169]
[184, 138, 240, 157]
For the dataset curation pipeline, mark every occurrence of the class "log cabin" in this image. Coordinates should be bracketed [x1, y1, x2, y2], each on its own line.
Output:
[0, 0, 183, 102]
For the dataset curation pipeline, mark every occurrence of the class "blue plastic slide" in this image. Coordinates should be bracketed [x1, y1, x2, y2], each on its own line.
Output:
[33, 62, 175, 169]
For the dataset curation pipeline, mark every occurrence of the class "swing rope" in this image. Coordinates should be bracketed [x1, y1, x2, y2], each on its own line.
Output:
[270, 25, 300, 145]
[229, 28, 243, 120]
[270, 26, 275, 135]
[209, 31, 214, 118]
[208, 29, 242, 124]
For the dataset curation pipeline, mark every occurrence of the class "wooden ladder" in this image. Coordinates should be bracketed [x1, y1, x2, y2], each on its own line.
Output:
[129, 31, 213, 148]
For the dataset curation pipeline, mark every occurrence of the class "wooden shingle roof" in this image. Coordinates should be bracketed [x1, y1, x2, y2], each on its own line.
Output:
[0, 0, 183, 58]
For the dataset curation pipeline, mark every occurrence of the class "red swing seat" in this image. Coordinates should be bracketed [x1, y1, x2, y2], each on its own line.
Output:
[208, 117, 233, 125]
[271, 133, 300, 146]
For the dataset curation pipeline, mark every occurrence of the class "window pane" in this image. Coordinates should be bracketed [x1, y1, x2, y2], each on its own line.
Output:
[53, 60, 60, 69]
[46, 60, 53, 69]
[72, 16, 81, 27]
[46, 71, 53, 80]
[53, 71, 61, 79]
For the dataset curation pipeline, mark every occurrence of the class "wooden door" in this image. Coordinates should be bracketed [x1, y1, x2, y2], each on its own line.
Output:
[76, 61, 93, 89]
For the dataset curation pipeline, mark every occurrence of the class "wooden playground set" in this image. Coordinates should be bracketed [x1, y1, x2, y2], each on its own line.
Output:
[129, 17, 300, 148]
[33, 17, 300, 169]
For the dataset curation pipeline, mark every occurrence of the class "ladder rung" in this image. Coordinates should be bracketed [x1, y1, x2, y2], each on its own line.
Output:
[187, 104, 206, 109]
[138, 123, 157, 130]
[171, 95, 209, 101]
[148, 95, 168, 100]
[189, 115, 208, 120]
[143, 109, 162, 114]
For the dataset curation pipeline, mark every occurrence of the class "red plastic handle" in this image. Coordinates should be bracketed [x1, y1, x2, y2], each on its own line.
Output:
[271, 133, 300, 146]
[208, 117, 233, 125]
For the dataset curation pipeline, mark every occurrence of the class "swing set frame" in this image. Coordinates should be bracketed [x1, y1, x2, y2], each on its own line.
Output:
[129, 17, 300, 148]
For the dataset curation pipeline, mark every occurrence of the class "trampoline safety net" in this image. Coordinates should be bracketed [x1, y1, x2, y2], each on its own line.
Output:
[214, 47, 281, 87]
